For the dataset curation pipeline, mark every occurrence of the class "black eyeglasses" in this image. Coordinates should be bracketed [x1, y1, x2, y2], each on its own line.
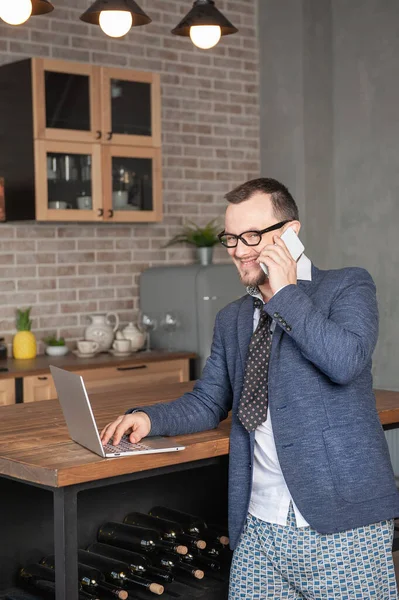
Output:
[218, 220, 291, 248]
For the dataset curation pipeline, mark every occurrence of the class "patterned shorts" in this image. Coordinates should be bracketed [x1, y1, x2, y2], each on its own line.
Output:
[229, 505, 398, 599]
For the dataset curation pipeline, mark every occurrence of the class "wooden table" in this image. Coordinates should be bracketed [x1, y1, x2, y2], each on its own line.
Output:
[0, 381, 230, 600]
[0, 383, 398, 599]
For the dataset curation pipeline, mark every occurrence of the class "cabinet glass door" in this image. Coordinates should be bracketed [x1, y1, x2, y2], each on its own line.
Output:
[32, 59, 101, 143]
[103, 146, 162, 222]
[101, 68, 161, 147]
[45, 71, 90, 131]
[35, 141, 103, 221]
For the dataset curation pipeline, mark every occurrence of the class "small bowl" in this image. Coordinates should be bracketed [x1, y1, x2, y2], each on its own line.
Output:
[45, 345, 69, 357]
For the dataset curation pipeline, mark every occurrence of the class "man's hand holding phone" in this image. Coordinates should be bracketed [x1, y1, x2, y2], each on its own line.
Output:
[100, 411, 151, 446]
[258, 230, 301, 296]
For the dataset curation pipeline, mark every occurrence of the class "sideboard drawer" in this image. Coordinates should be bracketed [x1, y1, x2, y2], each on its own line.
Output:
[77, 359, 189, 393]
[22, 358, 190, 402]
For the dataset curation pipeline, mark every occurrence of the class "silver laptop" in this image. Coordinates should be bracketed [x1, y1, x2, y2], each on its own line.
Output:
[50, 366, 185, 458]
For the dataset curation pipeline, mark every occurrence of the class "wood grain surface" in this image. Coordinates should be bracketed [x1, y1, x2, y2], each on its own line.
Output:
[0, 383, 397, 488]
[0, 381, 230, 488]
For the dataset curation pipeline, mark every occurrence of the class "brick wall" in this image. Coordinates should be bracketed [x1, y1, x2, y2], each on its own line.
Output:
[0, 0, 260, 353]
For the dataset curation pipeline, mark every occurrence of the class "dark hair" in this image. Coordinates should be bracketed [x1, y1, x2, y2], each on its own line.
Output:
[224, 178, 299, 221]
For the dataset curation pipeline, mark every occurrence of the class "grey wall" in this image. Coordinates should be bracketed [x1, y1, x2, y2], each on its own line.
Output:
[259, 0, 399, 391]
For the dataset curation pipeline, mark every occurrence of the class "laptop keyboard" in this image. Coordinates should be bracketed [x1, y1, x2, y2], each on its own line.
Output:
[104, 435, 152, 454]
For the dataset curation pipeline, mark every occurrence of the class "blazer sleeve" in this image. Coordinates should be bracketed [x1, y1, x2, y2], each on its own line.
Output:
[264, 268, 378, 385]
[126, 311, 233, 437]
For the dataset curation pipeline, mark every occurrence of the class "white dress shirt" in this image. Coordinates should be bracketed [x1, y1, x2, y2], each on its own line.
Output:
[247, 254, 312, 527]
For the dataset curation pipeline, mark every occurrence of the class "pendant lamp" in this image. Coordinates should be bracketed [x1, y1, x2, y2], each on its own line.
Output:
[0, 0, 53, 26]
[172, 0, 238, 49]
[80, 0, 151, 38]
[31, 0, 54, 15]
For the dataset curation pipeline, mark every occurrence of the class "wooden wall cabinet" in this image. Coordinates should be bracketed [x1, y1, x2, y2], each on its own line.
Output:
[0, 379, 15, 406]
[0, 58, 162, 223]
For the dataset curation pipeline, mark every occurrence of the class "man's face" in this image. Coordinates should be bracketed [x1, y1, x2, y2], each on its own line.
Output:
[224, 193, 284, 287]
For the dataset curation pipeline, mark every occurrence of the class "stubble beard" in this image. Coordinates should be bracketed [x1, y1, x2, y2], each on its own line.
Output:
[237, 265, 267, 288]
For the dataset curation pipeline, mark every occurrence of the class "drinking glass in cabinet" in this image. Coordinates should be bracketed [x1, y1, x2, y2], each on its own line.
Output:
[112, 156, 153, 212]
[110, 79, 151, 137]
[47, 152, 92, 210]
[45, 71, 91, 132]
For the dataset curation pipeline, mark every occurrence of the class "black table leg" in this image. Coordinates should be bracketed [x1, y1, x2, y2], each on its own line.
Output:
[53, 486, 78, 600]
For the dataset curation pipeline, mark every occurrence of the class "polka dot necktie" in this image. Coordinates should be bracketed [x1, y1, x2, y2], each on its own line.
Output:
[238, 297, 272, 432]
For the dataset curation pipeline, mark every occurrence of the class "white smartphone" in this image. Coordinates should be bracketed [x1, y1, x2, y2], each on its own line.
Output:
[260, 227, 305, 276]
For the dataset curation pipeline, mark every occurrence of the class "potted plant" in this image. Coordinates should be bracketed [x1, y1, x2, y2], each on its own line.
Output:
[164, 219, 220, 265]
[43, 334, 69, 357]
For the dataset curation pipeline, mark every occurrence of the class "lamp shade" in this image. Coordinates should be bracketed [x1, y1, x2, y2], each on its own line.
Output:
[31, 0, 54, 15]
[80, 0, 151, 26]
[172, 0, 238, 37]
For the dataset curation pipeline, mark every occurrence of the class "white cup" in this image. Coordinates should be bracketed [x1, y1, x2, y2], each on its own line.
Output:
[77, 340, 99, 354]
[112, 191, 129, 209]
[77, 196, 92, 210]
[112, 339, 131, 353]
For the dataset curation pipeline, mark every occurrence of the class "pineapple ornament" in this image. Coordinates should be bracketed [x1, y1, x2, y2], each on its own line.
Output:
[13, 307, 37, 359]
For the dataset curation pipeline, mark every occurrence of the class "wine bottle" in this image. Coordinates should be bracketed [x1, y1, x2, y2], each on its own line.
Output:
[150, 552, 204, 580]
[87, 542, 174, 584]
[204, 525, 230, 547]
[19, 565, 98, 600]
[40, 554, 128, 599]
[182, 551, 221, 572]
[78, 549, 164, 596]
[98, 521, 187, 556]
[124, 512, 206, 550]
[149, 506, 230, 546]
[148, 506, 206, 537]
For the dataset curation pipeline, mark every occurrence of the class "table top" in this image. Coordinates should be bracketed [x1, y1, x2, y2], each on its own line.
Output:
[0, 384, 397, 489]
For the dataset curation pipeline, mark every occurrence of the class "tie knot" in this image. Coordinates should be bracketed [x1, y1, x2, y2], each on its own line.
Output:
[253, 298, 263, 310]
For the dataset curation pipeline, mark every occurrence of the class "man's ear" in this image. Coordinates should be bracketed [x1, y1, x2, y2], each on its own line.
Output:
[282, 220, 301, 236]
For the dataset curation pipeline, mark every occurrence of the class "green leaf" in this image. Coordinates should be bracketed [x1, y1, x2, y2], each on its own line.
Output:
[164, 219, 221, 248]
[43, 334, 66, 346]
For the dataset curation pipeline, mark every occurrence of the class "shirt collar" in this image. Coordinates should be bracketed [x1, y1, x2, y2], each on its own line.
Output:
[246, 253, 312, 299]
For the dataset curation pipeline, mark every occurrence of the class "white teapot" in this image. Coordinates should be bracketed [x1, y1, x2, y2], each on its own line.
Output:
[121, 322, 146, 352]
[84, 312, 119, 351]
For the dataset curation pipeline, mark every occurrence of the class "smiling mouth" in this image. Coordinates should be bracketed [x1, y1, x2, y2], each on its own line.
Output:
[240, 258, 258, 267]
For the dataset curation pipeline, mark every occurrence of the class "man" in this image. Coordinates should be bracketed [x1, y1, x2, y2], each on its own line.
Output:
[101, 178, 399, 598]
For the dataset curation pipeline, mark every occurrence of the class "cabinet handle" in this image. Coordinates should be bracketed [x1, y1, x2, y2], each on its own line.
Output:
[108, 209, 114, 218]
[116, 365, 148, 372]
[107, 131, 113, 141]
[98, 208, 104, 217]
[96, 130, 102, 139]
[38, 376, 48, 381]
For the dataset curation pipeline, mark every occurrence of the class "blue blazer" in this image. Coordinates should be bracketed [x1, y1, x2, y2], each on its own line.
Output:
[134, 264, 399, 549]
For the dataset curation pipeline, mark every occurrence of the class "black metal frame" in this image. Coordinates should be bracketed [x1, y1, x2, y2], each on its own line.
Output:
[2, 457, 222, 600]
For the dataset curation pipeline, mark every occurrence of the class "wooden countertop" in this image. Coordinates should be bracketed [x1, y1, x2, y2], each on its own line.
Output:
[0, 383, 398, 489]
[375, 389, 399, 425]
[0, 381, 229, 488]
[0, 350, 197, 379]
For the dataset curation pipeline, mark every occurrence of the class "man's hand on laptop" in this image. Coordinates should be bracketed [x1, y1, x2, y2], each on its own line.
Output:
[100, 412, 151, 446]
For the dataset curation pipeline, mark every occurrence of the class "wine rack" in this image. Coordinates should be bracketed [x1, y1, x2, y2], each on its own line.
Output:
[0, 460, 230, 600]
